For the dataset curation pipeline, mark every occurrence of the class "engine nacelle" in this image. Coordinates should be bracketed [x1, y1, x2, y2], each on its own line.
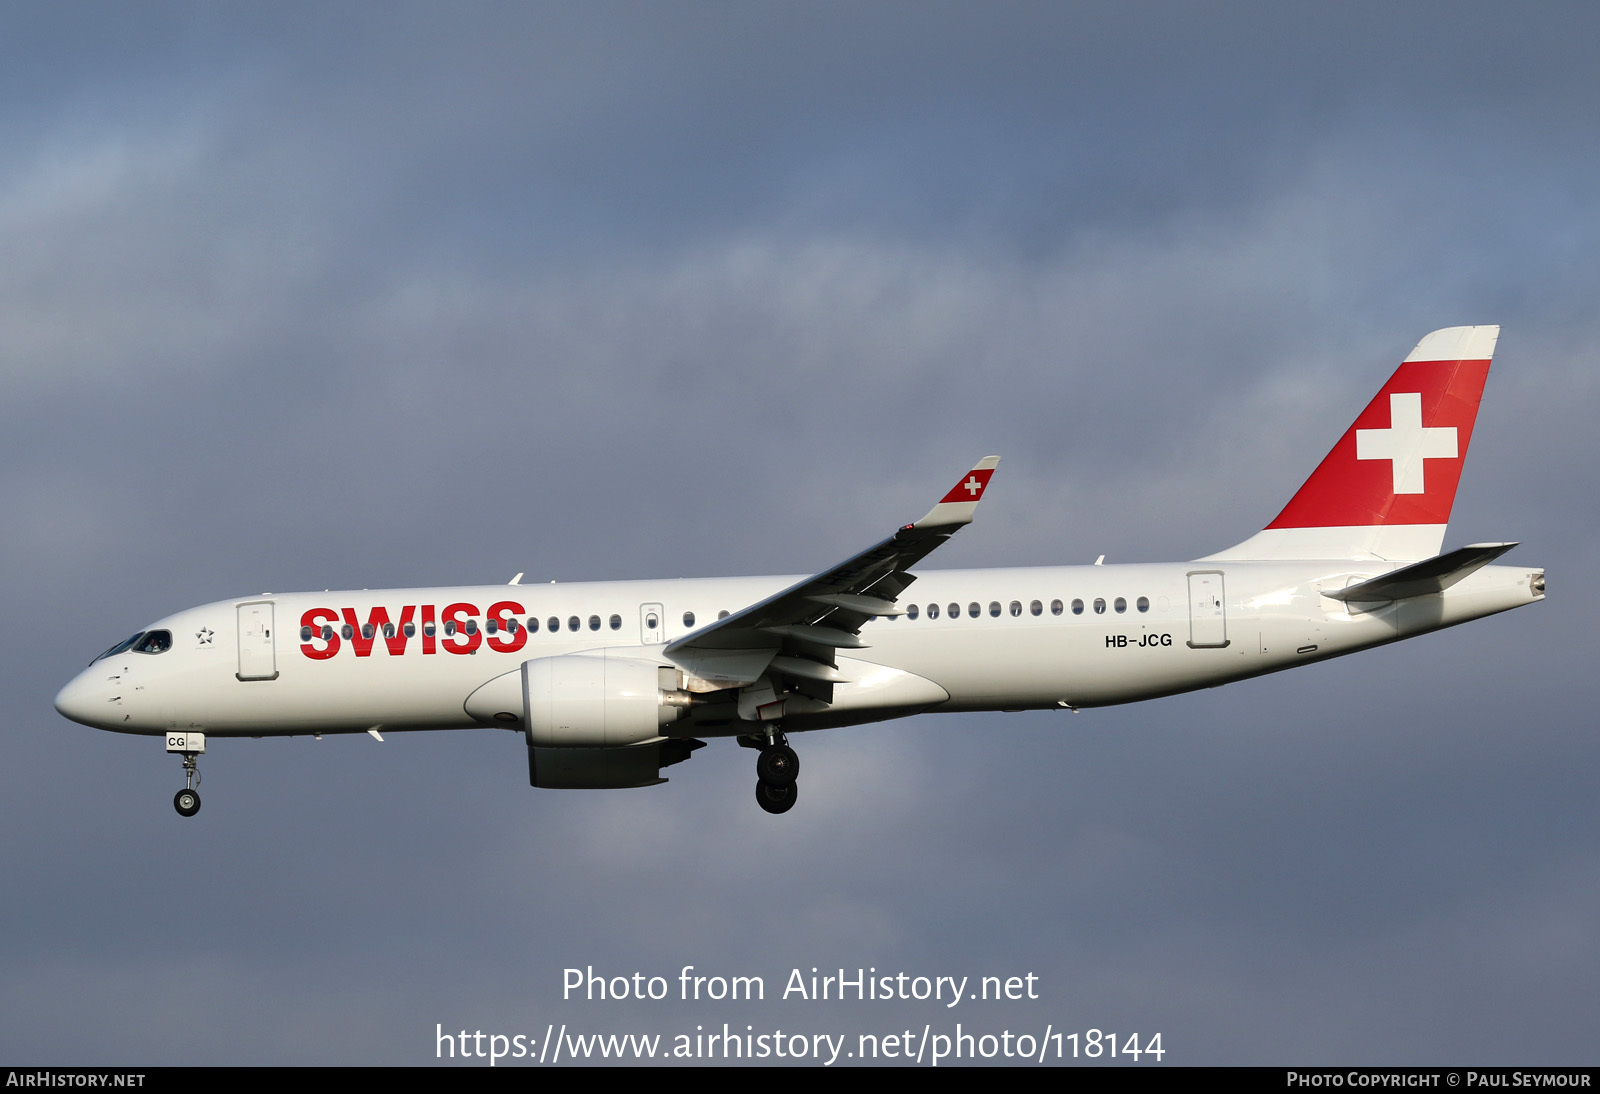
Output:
[522, 652, 691, 748]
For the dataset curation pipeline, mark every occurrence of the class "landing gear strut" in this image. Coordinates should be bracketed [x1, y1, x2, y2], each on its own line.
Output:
[743, 728, 800, 815]
[173, 751, 201, 818]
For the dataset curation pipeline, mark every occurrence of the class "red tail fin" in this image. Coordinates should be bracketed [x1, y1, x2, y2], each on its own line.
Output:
[1204, 326, 1497, 562]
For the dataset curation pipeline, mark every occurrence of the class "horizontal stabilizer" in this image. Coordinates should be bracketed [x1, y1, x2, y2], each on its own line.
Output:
[1325, 542, 1518, 603]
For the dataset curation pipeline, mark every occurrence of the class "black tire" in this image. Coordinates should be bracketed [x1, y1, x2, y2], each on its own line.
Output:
[755, 745, 799, 785]
[174, 789, 201, 818]
[755, 779, 797, 815]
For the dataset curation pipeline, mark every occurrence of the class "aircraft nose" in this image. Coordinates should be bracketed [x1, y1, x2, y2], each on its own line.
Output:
[54, 670, 105, 728]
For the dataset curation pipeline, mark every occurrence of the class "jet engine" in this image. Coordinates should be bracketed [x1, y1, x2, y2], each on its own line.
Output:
[521, 652, 693, 748]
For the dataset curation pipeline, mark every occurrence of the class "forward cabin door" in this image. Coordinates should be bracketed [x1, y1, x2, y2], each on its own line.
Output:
[236, 601, 279, 681]
[1186, 571, 1230, 649]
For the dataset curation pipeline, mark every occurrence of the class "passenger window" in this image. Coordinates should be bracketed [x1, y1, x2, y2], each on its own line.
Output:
[1071, 599, 1084, 615]
[362, 623, 375, 640]
[300, 626, 312, 642]
[423, 622, 436, 637]
[505, 618, 519, 633]
[547, 617, 559, 633]
[486, 619, 498, 634]
[1030, 600, 1042, 616]
[1009, 601, 1021, 617]
[404, 622, 416, 637]
[1094, 598, 1106, 614]
[383, 622, 396, 639]
[1052, 599, 1065, 616]
[989, 601, 1001, 618]
[465, 619, 478, 635]
[968, 602, 980, 618]
[1114, 597, 1127, 614]
[609, 614, 621, 630]
[949, 603, 961, 619]
[718, 610, 730, 619]
[928, 603, 941, 619]
[1137, 596, 1150, 613]
[342, 624, 354, 640]
[683, 611, 696, 628]
[907, 604, 920, 619]
[567, 616, 579, 632]
[527, 617, 539, 633]
[444, 621, 457, 637]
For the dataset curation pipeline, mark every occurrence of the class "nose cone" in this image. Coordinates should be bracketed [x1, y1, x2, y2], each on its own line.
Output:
[55, 669, 107, 729]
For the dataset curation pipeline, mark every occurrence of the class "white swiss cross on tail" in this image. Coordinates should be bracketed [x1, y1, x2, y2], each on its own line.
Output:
[1355, 392, 1459, 494]
[1203, 326, 1498, 563]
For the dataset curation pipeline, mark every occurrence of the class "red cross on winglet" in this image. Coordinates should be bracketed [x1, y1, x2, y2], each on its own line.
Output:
[939, 467, 995, 504]
[913, 456, 1002, 529]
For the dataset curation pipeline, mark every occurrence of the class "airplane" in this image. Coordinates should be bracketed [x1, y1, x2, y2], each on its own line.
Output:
[54, 326, 1544, 817]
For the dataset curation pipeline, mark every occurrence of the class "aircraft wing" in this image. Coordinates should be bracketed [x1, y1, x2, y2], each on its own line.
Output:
[663, 456, 1000, 690]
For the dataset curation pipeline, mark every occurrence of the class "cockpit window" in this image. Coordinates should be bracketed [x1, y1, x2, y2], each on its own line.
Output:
[92, 632, 145, 664]
[132, 630, 172, 654]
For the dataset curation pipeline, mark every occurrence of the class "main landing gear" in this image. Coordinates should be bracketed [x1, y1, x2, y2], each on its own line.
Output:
[173, 751, 201, 818]
[742, 730, 800, 815]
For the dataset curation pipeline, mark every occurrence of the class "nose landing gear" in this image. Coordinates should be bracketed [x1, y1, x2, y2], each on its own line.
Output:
[742, 729, 800, 815]
[166, 732, 205, 818]
[174, 784, 200, 817]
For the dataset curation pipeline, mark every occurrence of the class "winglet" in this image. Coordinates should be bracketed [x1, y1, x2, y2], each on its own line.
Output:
[914, 456, 1000, 528]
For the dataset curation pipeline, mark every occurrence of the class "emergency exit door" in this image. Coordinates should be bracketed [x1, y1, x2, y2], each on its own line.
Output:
[640, 602, 665, 645]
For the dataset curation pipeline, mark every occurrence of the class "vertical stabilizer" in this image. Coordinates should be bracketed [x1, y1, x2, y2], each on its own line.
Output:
[1202, 326, 1497, 562]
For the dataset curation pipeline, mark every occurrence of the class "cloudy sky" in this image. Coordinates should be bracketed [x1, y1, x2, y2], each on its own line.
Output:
[4, 1, 1597, 1066]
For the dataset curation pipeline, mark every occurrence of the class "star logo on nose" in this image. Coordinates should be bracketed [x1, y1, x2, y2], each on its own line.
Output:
[196, 628, 214, 645]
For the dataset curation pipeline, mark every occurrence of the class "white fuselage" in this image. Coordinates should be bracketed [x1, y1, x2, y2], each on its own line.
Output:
[55, 559, 1543, 741]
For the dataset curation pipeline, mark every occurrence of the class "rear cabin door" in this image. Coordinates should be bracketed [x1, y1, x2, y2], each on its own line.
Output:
[1186, 571, 1230, 649]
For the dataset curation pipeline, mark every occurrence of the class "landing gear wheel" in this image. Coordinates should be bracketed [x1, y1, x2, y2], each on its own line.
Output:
[174, 788, 201, 818]
[755, 779, 797, 815]
[755, 744, 799, 785]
